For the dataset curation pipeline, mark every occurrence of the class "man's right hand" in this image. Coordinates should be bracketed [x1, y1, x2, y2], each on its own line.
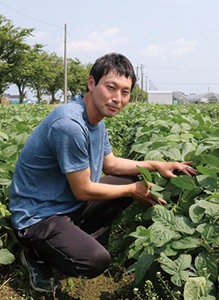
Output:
[131, 181, 167, 206]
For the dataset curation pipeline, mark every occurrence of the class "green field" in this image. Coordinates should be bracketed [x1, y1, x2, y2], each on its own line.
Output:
[1, 102, 219, 299]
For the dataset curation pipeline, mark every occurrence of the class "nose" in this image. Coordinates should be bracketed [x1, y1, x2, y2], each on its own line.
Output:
[112, 90, 122, 103]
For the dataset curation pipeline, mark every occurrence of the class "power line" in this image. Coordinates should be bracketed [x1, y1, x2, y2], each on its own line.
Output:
[155, 82, 219, 86]
[66, 32, 94, 62]
[0, 1, 63, 29]
[0, 1, 94, 62]
[147, 65, 219, 72]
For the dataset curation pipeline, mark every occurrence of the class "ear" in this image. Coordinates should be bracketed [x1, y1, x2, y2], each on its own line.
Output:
[87, 75, 96, 92]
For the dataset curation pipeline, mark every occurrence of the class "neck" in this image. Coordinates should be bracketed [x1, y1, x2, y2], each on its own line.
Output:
[83, 93, 103, 125]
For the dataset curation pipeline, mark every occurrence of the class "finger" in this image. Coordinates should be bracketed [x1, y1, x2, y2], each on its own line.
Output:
[181, 165, 197, 176]
[156, 197, 167, 205]
[183, 163, 197, 171]
[148, 182, 155, 188]
[182, 161, 193, 165]
[148, 191, 167, 205]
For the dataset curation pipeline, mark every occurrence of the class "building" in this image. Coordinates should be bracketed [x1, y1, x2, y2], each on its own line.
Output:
[148, 91, 188, 105]
[187, 92, 219, 104]
[2, 94, 38, 104]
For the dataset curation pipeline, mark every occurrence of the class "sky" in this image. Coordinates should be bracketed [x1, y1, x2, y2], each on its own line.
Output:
[1, 0, 219, 97]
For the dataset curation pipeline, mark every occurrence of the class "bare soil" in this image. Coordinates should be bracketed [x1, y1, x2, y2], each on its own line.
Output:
[0, 262, 137, 300]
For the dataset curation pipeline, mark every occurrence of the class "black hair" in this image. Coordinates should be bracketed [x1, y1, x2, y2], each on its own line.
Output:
[89, 53, 136, 91]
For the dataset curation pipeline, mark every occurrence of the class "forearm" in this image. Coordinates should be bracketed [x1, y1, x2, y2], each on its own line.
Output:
[76, 180, 135, 201]
[103, 156, 160, 176]
[66, 168, 135, 202]
[103, 155, 197, 178]
[66, 167, 166, 206]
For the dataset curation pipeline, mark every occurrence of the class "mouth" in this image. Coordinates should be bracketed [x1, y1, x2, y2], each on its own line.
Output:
[107, 105, 120, 112]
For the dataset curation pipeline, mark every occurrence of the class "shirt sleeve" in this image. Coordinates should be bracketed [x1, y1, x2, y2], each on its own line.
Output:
[103, 127, 112, 156]
[47, 117, 90, 173]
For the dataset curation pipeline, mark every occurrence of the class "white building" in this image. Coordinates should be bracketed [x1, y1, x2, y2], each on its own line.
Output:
[148, 91, 188, 105]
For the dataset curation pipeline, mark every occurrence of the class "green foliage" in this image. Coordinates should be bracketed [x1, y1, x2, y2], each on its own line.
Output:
[0, 14, 35, 101]
[2, 102, 219, 298]
[106, 102, 219, 298]
[0, 104, 51, 265]
[67, 58, 91, 97]
[0, 14, 92, 103]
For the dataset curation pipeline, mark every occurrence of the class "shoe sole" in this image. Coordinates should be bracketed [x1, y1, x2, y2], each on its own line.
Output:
[20, 249, 56, 293]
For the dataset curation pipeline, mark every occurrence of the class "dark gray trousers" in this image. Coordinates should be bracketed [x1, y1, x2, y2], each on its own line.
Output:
[16, 175, 138, 279]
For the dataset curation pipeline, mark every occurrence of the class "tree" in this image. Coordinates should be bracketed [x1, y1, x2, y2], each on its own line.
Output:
[29, 45, 53, 103]
[0, 15, 34, 103]
[45, 53, 64, 103]
[0, 61, 9, 95]
[67, 58, 92, 98]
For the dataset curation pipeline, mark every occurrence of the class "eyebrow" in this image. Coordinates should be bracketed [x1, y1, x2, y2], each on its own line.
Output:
[105, 80, 131, 91]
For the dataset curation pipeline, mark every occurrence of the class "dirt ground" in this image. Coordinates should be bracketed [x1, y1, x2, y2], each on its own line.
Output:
[0, 263, 137, 300]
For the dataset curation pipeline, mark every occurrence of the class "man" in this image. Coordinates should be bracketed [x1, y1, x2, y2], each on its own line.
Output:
[9, 53, 197, 293]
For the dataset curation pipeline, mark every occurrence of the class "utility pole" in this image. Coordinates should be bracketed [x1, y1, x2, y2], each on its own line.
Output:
[64, 23, 67, 104]
[135, 65, 139, 102]
[141, 64, 144, 101]
[145, 75, 148, 102]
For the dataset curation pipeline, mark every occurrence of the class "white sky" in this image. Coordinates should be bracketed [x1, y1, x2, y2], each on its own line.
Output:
[1, 0, 219, 97]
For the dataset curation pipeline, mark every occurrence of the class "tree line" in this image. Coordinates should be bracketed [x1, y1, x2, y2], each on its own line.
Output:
[0, 15, 146, 104]
[0, 15, 93, 104]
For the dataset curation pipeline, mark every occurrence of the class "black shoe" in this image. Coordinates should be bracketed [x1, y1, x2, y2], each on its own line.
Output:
[20, 249, 62, 293]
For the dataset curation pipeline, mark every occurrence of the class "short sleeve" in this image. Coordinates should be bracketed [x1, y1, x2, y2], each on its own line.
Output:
[104, 128, 112, 156]
[47, 117, 89, 173]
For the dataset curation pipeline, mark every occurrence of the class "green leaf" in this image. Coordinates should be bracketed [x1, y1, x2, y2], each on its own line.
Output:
[161, 148, 182, 160]
[0, 131, 9, 140]
[136, 165, 152, 182]
[201, 154, 219, 168]
[150, 224, 176, 247]
[0, 172, 11, 185]
[172, 215, 196, 234]
[11, 132, 29, 146]
[171, 175, 196, 190]
[159, 253, 191, 286]
[131, 142, 150, 154]
[129, 226, 150, 238]
[182, 143, 196, 160]
[197, 166, 217, 181]
[0, 145, 18, 158]
[189, 204, 205, 223]
[144, 150, 163, 161]
[184, 277, 210, 300]
[0, 248, 15, 265]
[201, 224, 219, 245]
[151, 185, 164, 198]
[195, 252, 218, 283]
[180, 133, 194, 143]
[151, 206, 174, 225]
[166, 134, 180, 142]
[196, 146, 211, 156]
[196, 175, 217, 191]
[135, 254, 154, 284]
[197, 200, 219, 217]
[171, 236, 201, 249]
[184, 150, 201, 165]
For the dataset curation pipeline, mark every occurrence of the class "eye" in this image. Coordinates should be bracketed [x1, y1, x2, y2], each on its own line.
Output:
[108, 85, 114, 90]
[122, 90, 130, 96]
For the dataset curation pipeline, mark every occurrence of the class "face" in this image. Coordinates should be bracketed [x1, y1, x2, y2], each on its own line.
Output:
[87, 70, 132, 124]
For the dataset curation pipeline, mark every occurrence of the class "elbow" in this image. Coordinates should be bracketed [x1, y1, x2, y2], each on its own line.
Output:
[72, 186, 94, 201]
[74, 191, 90, 201]
[102, 165, 117, 176]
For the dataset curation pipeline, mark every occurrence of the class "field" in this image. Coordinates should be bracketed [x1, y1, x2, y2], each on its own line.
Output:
[1, 102, 219, 299]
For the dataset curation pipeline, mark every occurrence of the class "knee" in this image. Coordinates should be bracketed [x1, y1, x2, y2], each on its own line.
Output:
[88, 247, 111, 278]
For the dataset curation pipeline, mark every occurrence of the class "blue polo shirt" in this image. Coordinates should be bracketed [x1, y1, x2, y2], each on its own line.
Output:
[9, 95, 112, 230]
